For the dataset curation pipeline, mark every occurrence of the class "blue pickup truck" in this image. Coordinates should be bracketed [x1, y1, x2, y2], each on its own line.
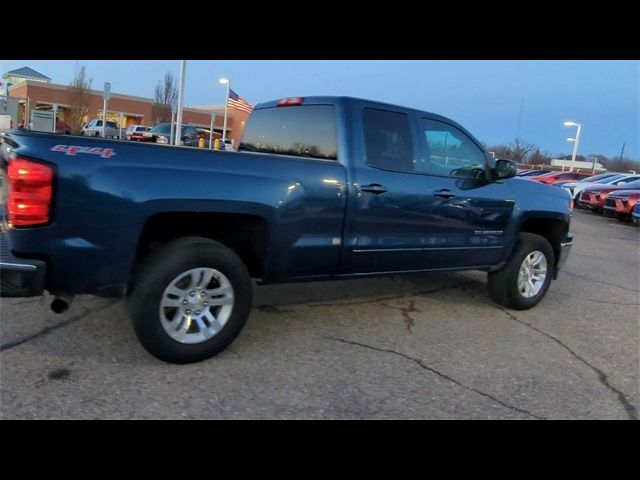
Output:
[0, 96, 573, 363]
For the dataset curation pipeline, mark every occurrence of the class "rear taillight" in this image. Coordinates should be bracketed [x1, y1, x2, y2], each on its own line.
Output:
[7, 158, 54, 227]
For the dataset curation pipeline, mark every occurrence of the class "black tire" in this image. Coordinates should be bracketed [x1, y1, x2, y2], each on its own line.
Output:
[127, 237, 253, 363]
[488, 233, 555, 310]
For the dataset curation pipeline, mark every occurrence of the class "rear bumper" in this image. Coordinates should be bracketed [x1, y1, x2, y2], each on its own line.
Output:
[0, 229, 46, 297]
[554, 232, 573, 279]
[603, 205, 621, 217]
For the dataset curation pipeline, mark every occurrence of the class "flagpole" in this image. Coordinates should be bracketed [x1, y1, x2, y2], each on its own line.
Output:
[174, 60, 187, 146]
[220, 77, 230, 141]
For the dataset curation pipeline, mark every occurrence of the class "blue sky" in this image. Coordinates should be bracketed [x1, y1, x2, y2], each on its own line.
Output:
[2, 60, 638, 159]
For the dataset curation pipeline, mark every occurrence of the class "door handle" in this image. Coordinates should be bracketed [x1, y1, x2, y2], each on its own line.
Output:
[433, 189, 456, 199]
[360, 184, 388, 195]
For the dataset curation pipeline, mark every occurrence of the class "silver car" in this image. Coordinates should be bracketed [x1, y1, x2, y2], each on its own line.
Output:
[81, 119, 120, 138]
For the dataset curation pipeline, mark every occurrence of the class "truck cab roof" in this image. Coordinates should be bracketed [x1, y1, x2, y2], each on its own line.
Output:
[254, 96, 486, 154]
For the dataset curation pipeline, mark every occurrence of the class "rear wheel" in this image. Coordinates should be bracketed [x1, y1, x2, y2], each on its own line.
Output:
[127, 237, 253, 363]
[488, 233, 555, 310]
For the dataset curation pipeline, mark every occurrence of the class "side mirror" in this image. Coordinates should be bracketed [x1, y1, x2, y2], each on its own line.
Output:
[492, 159, 517, 180]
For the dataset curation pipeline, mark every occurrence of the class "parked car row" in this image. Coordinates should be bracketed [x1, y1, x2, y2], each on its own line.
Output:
[519, 167, 640, 224]
[525, 170, 593, 184]
[559, 173, 640, 201]
[516, 168, 551, 177]
[567, 176, 640, 223]
[20, 117, 234, 150]
[140, 123, 234, 150]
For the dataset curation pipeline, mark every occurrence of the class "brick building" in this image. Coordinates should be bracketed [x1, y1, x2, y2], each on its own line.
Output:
[3, 67, 250, 144]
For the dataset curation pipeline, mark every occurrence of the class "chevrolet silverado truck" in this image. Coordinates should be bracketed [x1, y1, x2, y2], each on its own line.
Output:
[0, 96, 573, 363]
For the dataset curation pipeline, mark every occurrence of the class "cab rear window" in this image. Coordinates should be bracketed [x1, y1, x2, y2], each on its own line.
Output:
[239, 105, 337, 160]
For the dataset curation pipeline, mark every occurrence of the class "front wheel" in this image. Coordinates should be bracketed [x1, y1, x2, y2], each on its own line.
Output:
[127, 237, 253, 363]
[488, 233, 555, 310]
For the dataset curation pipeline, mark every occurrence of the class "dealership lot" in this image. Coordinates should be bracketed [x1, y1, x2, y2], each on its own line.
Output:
[0, 209, 638, 419]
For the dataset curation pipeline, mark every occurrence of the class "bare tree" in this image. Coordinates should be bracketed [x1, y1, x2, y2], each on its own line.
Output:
[602, 155, 639, 173]
[67, 66, 92, 135]
[509, 138, 538, 164]
[488, 143, 514, 160]
[152, 72, 177, 124]
[528, 149, 553, 166]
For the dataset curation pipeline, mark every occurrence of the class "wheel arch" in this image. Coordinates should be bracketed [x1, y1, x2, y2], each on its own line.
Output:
[130, 211, 270, 291]
[515, 212, 570, 269]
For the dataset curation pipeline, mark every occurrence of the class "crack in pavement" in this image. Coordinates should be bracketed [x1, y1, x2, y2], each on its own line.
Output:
[547, 290, 640, 306]
[461, 286, 639, 420]
[561, 270, 640, 293]
[305, 282, 472, 309]
[1, 297, 47, 308]
[328, 336, 546, 420]
[0, 300, 118, 352]
[256, 304, 293, 314]
[381, 299, 420, 333]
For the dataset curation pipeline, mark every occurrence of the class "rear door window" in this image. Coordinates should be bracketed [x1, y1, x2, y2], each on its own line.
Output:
[239, 105, 337, 160]
[362, 108, 415, 173]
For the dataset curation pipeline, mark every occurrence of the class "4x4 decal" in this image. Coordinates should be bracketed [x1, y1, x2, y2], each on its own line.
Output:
[51, 144, 116, 158]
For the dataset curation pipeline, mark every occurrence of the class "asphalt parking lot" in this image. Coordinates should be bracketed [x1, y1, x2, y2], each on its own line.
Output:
[0, 209, 638, 419]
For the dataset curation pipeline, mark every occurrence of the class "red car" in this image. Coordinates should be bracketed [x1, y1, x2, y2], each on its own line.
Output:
[55, 121, 71, 135]
[578, 179, 640, 212]
[603, 189, 640, 220]
[125, 125, 152, 141]
[528, 171, 593, 185]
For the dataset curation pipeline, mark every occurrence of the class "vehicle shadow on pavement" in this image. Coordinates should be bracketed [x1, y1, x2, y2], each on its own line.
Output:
[0, 272, 481, 366]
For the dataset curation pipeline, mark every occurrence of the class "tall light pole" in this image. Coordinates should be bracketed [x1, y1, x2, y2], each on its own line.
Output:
[566, 138, 576, 172]
[564, 121, 582, 172]
[219, 77, 230, 141]
[52, 104, 58, 133]
[209, 112, 215, 150]
[102, 82, 111, 139]
[174, 61, 187, 146]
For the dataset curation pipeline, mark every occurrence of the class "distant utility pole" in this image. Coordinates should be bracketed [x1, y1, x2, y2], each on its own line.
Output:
[515, 99, 524, 140]
[619, 141, 626, 162]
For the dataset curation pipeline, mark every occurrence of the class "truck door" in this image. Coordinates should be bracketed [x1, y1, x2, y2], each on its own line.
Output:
[413, 117, 515, 269]
[344, 104, 438, 273]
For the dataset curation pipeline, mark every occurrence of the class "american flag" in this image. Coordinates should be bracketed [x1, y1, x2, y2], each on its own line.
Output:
[227, 89, 254, 113]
